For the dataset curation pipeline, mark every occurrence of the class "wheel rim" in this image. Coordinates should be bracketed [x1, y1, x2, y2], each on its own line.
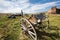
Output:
[20, 18, 37, 40]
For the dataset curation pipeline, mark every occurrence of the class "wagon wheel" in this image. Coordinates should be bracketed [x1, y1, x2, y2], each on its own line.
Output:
[20, 18, 37, 40]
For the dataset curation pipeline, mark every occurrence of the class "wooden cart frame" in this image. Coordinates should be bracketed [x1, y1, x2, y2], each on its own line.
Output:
[20, 10, 49, 40]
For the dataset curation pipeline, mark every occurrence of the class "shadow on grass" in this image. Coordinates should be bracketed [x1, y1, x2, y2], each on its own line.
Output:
[35, 26, 60, 40]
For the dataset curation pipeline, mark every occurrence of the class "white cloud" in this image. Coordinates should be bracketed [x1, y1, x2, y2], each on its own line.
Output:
[3, 7, 21, 13]
[0, 0, 30, 13]
[23, 1, 59, 13]
[0, 0, 60, 13]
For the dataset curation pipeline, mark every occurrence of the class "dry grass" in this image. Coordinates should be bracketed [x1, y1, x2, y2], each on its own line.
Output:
[0, 13, 60, 40]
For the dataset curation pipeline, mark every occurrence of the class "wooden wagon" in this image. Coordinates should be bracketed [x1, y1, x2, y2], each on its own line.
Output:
[20, 10, 49, 40]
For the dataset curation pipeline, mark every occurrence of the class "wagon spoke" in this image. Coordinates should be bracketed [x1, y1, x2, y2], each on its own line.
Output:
[28, 31, 35, 39]
[21, 24, 27, 30]
[28, 28, 33, 30]
[28, 31, 36, 36]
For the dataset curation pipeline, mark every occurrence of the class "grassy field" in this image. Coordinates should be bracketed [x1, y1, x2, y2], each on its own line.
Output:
[0, 14, 60, 40]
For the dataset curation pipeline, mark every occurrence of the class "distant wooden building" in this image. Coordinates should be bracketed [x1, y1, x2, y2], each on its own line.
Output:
[47, 6, 60, 14]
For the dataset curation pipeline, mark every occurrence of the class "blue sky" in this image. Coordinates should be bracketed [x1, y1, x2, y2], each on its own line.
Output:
[0, 0, 60, 13]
